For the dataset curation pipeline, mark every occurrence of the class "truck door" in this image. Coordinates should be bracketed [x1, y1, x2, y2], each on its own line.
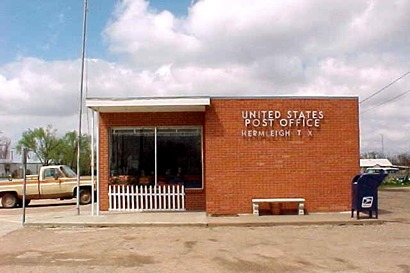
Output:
[40, 167, 64, 197]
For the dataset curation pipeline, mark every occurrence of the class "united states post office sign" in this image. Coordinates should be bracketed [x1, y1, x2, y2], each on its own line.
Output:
[241, 110, 324, 138]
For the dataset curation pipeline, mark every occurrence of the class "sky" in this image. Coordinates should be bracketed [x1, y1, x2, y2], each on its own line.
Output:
[0, 0, 409, 156]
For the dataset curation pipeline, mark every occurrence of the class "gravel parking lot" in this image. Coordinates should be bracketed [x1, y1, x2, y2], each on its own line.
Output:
[0, 188, 409, 273]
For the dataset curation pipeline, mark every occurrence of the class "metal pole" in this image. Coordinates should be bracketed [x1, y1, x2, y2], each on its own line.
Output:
[96, 112, 100, 216]
[76, 0, 88, 215]
[154, 127, 157, 185]
[91, 110, 95, 215]
[21, 148, 27, 226]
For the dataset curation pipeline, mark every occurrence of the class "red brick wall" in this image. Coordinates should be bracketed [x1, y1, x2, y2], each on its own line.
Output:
[204, 98, 360, 215]
[97, 97, 359, 215]
[185, 190, 206, 211]
[98, 112, 206, 211]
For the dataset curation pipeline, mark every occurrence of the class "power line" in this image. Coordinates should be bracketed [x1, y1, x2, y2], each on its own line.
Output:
[361, 89, 410, 114]
[360, 71, 410, 104]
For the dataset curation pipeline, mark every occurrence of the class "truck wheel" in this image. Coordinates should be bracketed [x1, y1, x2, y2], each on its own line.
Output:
[1, 193, 18, 208]
[79, 189, 91, 205]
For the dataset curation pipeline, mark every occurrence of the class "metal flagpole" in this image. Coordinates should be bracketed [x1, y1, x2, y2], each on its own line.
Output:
[21, 148, 28, 226]
[76, 0, 88, 215]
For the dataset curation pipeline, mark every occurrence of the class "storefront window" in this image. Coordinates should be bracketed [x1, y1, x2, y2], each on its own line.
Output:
[110, 128, 155, 185]
[157, 128, 202, 188]
[109, 127, 202, 188]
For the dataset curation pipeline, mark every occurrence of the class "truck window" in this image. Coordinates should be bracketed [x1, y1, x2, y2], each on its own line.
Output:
[60, 166, 77, 178]
[365, 167, 399, 174]
[44, 168, 62, 179]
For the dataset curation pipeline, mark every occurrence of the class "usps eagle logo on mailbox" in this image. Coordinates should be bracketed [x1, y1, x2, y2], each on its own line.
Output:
[361, 196, 373, 208]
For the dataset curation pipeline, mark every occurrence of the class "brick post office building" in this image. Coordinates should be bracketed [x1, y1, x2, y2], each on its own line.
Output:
[86, 96, 360, 215]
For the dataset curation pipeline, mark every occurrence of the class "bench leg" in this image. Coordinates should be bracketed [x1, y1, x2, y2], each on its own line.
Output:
[252, 202, 259, 215]
[298, 202, 305, 215]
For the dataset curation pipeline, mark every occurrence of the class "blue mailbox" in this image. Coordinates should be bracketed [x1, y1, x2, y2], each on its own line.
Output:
[351, 173, 387, 219]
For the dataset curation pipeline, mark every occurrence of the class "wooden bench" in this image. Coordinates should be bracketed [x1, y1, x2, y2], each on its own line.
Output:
[252, 198, 305, 216]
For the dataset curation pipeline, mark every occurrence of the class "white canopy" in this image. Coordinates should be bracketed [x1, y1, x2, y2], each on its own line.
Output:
[86, 97, 211, 113]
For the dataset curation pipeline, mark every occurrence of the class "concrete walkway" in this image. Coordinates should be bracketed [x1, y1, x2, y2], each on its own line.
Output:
[9, 187, 408, 229]
[23, 210, 383, 228]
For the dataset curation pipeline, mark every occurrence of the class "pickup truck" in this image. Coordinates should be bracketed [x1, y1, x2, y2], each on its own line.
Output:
[0, 165, 94, 208]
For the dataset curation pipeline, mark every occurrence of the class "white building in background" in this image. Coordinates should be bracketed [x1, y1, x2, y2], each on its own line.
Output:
[0, 149, 42, 178]
[360, 158, 393, 173]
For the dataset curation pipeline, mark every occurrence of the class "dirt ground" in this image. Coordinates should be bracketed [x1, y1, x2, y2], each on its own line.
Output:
[0, 188, 409, 273]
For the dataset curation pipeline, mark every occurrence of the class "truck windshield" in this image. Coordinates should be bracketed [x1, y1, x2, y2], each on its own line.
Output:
[60, 166, 77, 178]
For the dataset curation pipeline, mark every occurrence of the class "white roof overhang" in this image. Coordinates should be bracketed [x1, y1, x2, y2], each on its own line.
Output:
[86, 97, 211, 113]
[359, 159, 393, 168]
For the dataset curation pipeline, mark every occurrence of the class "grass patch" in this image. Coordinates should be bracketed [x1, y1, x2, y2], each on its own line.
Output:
[380, 183, 410, 189]
[379, 175, 410, 188]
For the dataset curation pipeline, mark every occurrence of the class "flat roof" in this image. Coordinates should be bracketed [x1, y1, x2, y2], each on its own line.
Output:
[86, 95, 358, 113]
[209, 95, 359, 100]
[86, 97, 211, 113]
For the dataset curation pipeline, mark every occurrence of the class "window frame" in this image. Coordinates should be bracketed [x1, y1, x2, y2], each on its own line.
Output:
[109, 126, 204, 190]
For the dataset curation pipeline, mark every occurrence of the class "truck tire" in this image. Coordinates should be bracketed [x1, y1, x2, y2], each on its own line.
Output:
[1, 193, 18, 208]
[79, 188, 92, 205]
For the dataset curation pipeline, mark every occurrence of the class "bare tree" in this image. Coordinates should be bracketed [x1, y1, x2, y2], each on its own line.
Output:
[0, 132, 11, 160]
[390, 153, 410, 166]
[361, 151, 385, 159]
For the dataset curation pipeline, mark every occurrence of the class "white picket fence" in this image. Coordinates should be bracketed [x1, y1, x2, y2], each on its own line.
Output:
[108, 184, 186, 211]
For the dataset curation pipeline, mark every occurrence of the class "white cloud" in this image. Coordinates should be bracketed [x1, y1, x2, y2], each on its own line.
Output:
[1, 0, 409, 154]
[0, 58, 78, 116]
[104, 0, 200, 68]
